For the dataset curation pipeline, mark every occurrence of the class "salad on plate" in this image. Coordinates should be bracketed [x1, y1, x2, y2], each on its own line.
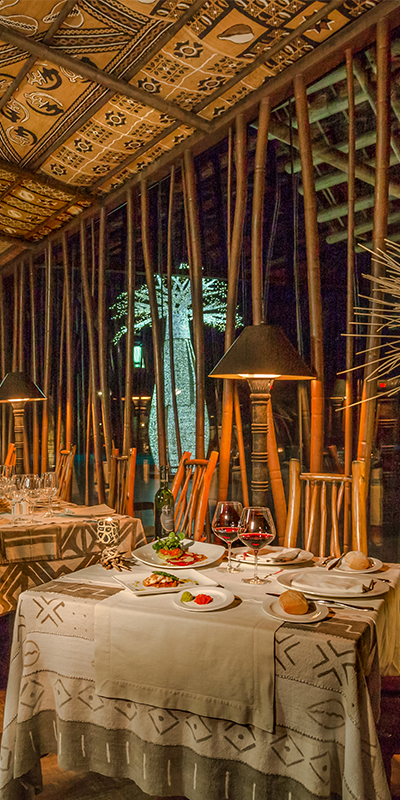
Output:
[152, 531, 208, 566]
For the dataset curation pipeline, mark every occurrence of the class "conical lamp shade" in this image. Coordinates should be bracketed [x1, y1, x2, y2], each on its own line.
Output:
[209, 324, 315, 380]
[0, 371, 46, 402]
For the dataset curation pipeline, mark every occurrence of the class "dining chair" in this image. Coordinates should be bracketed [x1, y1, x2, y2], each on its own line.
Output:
[173, 451, 219, 541]
[55, 446, 76, 502]
[284, 458, 367, 556]
[4, 443, 16, 468]
[108, 447, 136, 516]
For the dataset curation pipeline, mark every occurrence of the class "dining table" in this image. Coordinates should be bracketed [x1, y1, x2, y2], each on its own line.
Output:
[0, 544, 399, 800]
[0, 503, 146, 615]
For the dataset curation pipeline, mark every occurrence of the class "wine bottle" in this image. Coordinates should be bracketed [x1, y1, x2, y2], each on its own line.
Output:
[154, 465, 175, 540]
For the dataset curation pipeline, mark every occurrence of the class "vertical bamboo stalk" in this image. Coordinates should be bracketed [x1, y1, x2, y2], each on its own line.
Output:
[251, 98, 269, 326]
[227, 126, 232, 268]
[80, 219, 106, 502]
[41, 244, 52, 473]
[29, 256, 40, 474]
[233, 384, 249, 507]
[357, 19, 390, 489]
[294, 74, 324, 473]
[123, 188, 135, 456]
[219, 115, 247, 499]
[166, 166, 182, 463]
[85, 382, 92, 506]
[18, 261, 24, 370]
[98, 205, 112, 469]
[56, 294, 66, 460]
[0, 275, 5, 462]
[12, 266, 18, 372]
[140, 177, 167, 466]
[183, 149, 206, 459]
[62, 233, 73, 452]
[344, 48, 356, 550]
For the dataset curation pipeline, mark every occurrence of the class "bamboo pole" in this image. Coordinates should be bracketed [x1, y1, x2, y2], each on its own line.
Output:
[41, 243, 52, 473]
[183, 149, 206, 459]
[123, 188, 135, 457]
[344, 48, 356, 551]
[80, 218, 106, 502]
[62, 233, 73, 451]
[166, 165, 182, 464]
[56, 294, 65, 460]
[233, 384, 249, 507]
[29, 256, 39, 474]
[357, 19, 390, 491]
[251, 99, 269, 326]
[0, 275, 5, 462]
[85, 380, 92, 506]
[294, 74, 324, 474]
[98, 205, 112, 469]
[218, 115, 247, 499]
[18, 260, 30, 472]
[12, 265, 18, 372]
[140, 177, 167, 466]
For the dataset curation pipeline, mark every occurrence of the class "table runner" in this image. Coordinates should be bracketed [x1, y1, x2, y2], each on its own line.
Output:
[95, 589, 282, 732]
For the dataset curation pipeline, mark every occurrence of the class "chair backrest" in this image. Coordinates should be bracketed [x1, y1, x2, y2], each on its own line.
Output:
[108, 448, 136, 516]
[5, 443, 16, 468]
[55, 446, 76, 502]
[173, 451, 219, 541]
[284, 458, 367, 556]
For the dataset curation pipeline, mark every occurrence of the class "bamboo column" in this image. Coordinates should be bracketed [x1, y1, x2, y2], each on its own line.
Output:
[140, 177, 167, 467]
[29, 256, 39, 474]
[56, 296, 65, 460]
[233, 384, 249, 507]
[218, 114, 247, 499]
[0, 275, 5, 462]
[344, 48, 356, 551]
[80, 219, 106, 502]
[183, 149, 206, 459]
[98, 205, 112, 469]
[62, 233, 73, 451]
[166, 165, 182, 464]
[41, 244, 52, 473]
[18, 261, 30, 472]
[294, 74, 324, 474]
[357, 19, 390, 489]
[123, 187, 135, 456]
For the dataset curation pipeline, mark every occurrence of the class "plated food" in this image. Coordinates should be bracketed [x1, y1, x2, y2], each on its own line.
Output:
[317, 554, 383, 574]
[133, 537, 225, 570]
[152, 531, 208, 566]
[114, 568, 217, 595]
[173, 586, 235, 612]
[263, 596, 329, 624]
[279, 589, 309, 615]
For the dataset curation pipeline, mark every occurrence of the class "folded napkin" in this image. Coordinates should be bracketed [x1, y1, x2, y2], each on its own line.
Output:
[292, 572, 371, 595]
[59, 503, 116, 518]
[241, 547, 301, 563]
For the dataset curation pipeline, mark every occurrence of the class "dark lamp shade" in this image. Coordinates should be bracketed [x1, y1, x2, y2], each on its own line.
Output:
[209, 324, 316, 381]
[0, 371, 46, 403]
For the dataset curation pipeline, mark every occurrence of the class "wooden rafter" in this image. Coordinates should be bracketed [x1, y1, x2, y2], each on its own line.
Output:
[0, 157, 94, 200]
[0, 23, 211, 134]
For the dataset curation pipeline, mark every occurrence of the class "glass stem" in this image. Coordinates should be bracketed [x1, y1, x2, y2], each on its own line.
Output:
[227, 542, 232, 570]
[253, 549, 259, 582]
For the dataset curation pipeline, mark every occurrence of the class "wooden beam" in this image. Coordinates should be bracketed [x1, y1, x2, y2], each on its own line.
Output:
[0, 23, 211, 133]
[0, 156, 94, 201]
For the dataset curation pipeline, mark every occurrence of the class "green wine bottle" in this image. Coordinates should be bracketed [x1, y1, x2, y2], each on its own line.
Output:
[154, 465, 175, 540]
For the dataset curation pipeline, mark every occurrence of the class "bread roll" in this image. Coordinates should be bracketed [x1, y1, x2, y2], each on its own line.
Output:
[344, 551, 370, 570]
[279, 589, 309, 615]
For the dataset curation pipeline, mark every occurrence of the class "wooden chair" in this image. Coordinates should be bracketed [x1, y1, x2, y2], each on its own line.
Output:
[284, 458, 367, 556]
[55, 445, 76, 502]
[108, 448, 136, 516]
[172, 451, 219, 541]
[4, 443, 16, 468]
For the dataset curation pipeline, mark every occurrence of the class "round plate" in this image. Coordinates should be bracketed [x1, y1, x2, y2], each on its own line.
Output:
[231, 546, 314, 567]
[133, 540, 225, 570]
[321, 557, 383, 575]
[173, 586, 235, 612]
[262, 596, 329, 624]
[277, 570, 390, 598]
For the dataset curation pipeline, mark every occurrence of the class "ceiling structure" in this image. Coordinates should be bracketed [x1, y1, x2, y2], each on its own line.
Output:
[0, 0, 395, 263]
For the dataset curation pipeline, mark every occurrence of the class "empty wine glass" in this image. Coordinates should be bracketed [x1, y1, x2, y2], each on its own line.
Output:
[237, 507, 276, 585]
[41, 472, 59, 518]
[212, 501, 243, 573]
[5, 475, 24, 526]
[0, 465, 13, 500]
[21, 474, 42, 520]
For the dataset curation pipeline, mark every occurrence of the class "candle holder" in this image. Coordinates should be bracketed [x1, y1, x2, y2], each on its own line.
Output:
[96, 517, 120, 547]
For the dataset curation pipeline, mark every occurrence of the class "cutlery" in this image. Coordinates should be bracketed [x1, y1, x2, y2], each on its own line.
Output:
[326, 553, 345, 570]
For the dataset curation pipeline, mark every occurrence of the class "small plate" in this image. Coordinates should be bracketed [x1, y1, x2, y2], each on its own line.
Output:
[262, 596, 329, 624]
[327, 557, 383, 574]
[277, 570, 389, 599]
[231, 546, 314, 567]
[133, 540, 225, 570]
[113, 569, 217, 596]
[173, 586, 235, 612]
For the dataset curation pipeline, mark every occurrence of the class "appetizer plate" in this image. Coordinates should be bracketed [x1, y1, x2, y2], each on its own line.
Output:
[113, 569, 217, 596]
[133, 540, 225, 570]
[231, 546, 313, 567]
[316, 557, 383, 575]
[262, 596, 329, 624]
[277, 569, 389, 599]
[173, 586, 235, 612]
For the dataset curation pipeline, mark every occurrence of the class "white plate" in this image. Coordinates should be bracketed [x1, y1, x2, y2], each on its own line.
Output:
[316, 557, 383, 575]
[113, 569, 217, 596]
[262, 596, 329, 624]
[173, 586, 235, 612]
[277, 570, 390, 598]
[133, 540, 225, 570]
[231, 546, 314, 567]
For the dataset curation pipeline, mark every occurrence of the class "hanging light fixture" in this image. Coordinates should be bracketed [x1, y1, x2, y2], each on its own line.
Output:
[0, 372, 46, 474]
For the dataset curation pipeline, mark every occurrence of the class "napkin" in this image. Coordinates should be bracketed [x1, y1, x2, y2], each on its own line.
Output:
[242, 547, 301, 563]
[291, 572, 372, 595]
[59, 503, 116, 518]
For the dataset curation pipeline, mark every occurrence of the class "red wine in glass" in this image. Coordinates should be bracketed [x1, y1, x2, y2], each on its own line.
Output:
[212, 501, 242, 572]
[238, 507, 276, 585]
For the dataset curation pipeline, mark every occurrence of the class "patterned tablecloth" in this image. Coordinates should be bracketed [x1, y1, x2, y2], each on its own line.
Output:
[1, 562, 399, 800]
[0, 515, 146, 614]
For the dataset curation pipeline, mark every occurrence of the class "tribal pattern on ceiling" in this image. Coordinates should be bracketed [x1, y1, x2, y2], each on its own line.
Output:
[0, 0, 383, 242]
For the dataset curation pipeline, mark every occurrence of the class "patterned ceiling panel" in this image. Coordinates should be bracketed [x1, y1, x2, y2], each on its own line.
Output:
[0, 0, 386, 244]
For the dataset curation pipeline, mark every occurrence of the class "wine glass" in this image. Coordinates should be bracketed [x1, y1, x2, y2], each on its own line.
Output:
[21, 474, 42, 520]
[237, 507, 276, 585]
[212, 501, 243, 573]
[41, 472, 59, 518]
[4, 475, 24, 526]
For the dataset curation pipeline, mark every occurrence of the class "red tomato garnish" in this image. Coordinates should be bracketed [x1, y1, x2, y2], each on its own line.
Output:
[194, 594, 213, 605]
[160, 547, 181, 558]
